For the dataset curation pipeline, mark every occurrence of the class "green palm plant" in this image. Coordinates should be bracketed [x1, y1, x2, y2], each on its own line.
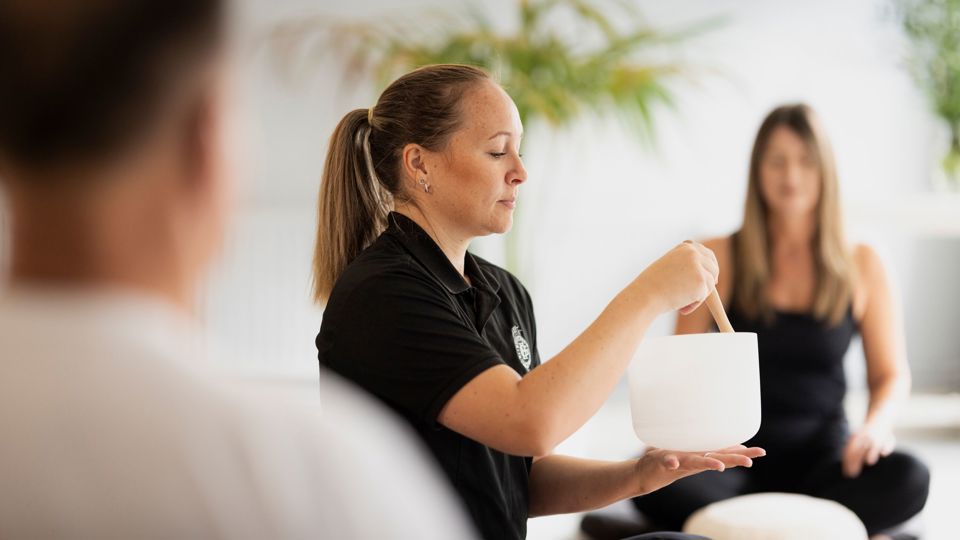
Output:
[269, 0, 716, 273]
[896, 0, 960, 187]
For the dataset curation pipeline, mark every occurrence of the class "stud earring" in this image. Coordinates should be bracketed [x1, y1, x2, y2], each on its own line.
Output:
[418, 177, 431, 193]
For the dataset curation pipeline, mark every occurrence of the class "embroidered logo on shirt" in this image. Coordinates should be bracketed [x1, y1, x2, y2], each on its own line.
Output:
[512, 325, 532, 370]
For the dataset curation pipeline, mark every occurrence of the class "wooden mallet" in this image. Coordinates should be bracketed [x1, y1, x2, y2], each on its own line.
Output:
[705, 289, 735, 333]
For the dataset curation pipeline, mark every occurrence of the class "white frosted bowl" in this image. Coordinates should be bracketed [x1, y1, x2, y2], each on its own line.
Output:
[628, 332, 761, 451]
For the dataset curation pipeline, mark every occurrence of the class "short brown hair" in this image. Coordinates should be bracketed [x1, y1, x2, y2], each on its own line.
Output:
[0, 0, 225, 172]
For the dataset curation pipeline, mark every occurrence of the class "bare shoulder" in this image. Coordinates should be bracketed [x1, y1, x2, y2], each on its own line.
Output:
[852, 243, 888, 319]
[700, 235, 731, 254]
[853, 243, 886, 282]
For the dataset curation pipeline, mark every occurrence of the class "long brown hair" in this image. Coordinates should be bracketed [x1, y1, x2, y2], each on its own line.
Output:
[312, 64, 490, 304]
[733, 104, 855, 326]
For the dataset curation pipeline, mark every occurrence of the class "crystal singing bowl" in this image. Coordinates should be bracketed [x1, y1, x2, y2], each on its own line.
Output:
[628, 332, 761, 452]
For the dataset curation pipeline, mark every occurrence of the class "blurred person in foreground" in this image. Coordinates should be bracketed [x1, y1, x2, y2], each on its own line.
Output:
[0, 1, 473, 538]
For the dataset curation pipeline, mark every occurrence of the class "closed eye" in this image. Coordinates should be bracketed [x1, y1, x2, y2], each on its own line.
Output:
[489, 152, 507, 158]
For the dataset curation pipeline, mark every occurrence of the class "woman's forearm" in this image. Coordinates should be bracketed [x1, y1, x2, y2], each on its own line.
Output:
[865, 371, 910, 428]
[528, 455, 641, 517]
[516, 283, 661, 451]
[438, 243, 717, 457]
[528, 446, 764, 517]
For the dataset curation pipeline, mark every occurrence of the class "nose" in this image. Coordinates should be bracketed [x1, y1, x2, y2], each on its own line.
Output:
[509, 154, 528, 186]
[784, 162, 805, 187]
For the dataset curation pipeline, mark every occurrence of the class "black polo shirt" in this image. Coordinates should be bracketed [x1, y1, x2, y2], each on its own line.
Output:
[317, 212, 541, 540]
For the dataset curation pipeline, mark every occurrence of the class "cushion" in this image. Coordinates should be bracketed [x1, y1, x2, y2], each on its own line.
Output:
[683, 492, 868, 540]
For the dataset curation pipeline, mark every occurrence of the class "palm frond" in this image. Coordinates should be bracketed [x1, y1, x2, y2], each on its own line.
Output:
[895, 0, 960, 182]
[266, 0, 714, 136]
[264, 0, 720, 270]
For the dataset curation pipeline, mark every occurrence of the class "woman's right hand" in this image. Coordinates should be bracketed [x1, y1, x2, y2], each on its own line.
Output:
[634, 445, 766, 497]
[633, 241, 720, 316]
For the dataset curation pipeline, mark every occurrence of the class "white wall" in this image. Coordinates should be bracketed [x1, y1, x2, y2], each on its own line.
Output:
[0, 3, 955, 539]
[203, 0, 960, 388]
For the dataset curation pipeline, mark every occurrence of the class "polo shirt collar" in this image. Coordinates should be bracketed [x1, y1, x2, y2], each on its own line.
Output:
[385, 212, 500, 297]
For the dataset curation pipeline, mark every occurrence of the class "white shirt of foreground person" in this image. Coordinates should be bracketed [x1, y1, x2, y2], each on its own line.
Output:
[0, 286, 475, 540]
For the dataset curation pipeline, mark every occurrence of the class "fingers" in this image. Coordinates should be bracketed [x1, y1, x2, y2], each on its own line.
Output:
[679, 270, 714, 316]
[660, 454, 680, 470]
[682, 241, 720, 285]
[679, 300, 703, 316]
[703, 452, 753, 469]
[647, 241, 722, 314]
[714, 445, 766, 459]
[880, 437, 896, 457]
[678, 454, 726, 472]
[687, 446, 764, 469]
[865, 443, 881, 467]
[658, 446, 766, 475]
[675, 245, 717, 315]
[704, 252, 719, 285]
[673, 451, 747, 472]
[842, 436, 866, 478]
[843, 430, 894, 478]
[656, 450, 723, 473]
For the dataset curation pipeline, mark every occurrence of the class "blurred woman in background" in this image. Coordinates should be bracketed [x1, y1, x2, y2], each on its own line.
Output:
[630, 104, 930, 540]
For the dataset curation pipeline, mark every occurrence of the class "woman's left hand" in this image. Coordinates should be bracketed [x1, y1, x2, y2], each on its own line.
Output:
[842, 422, 896, 478]
[634, 445, 766, 496]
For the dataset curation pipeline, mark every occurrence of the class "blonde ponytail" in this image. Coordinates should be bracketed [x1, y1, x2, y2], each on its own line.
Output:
[312, 109, 391, 303]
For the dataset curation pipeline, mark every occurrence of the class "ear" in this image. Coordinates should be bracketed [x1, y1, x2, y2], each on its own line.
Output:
[178, 83, 221, 198]
[172, 76, 230, 274]
[400, 143, 429, 183]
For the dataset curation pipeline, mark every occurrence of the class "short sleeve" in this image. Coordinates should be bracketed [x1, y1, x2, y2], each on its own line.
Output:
[318, 267, 504, 427]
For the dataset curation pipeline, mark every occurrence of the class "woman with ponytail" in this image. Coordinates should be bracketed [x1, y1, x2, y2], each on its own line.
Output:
[314, 64, 763, 540]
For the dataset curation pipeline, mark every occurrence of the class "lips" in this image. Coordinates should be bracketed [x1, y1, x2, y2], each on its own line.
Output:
[498, 197, 517, 209]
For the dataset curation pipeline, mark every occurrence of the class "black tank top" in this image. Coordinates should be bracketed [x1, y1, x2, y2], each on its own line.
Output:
[727, 235, 859, 454]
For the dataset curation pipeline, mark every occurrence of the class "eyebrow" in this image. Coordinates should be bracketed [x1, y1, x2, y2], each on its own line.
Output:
[488, 130, 522, 140]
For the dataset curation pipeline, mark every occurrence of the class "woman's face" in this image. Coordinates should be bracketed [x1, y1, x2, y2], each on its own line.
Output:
[424, 80, 527, 237]
[759, 125, 821, 219]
